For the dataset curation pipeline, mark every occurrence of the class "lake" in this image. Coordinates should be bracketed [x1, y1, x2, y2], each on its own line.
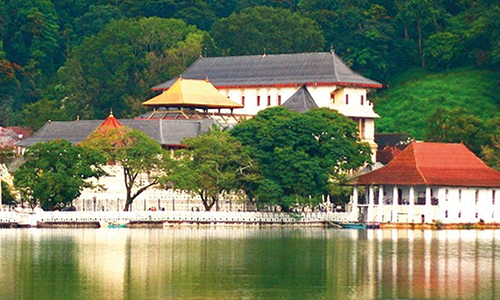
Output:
[1, 228, 499, 299]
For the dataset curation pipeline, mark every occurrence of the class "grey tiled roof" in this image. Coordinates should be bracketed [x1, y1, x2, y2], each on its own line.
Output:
[17, 119, 217, 147]
[153, 52, 382, 90]
[281, 85, 319, 113]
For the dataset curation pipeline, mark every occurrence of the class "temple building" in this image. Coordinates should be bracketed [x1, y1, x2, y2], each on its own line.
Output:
[14, 52, 383, 211]
[153, 52, 383, 154]
[350, 142, 500, 224]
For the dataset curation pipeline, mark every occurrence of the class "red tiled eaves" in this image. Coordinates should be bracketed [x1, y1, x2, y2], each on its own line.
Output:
[152, 81, 383, 91]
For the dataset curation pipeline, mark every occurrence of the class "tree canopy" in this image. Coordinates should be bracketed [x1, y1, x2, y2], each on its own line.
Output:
[0, 0, 498, 172]
[81, 126, 169, 211]
[172, 128, 256, 211]
[13, 140, 106, 210]
[231, 107, 371, 210]
[57, 17, 209, 120]
[211, 6, 325, 56]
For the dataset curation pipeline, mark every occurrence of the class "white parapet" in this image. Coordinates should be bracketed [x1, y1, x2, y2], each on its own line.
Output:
[0, 211, 355, 226]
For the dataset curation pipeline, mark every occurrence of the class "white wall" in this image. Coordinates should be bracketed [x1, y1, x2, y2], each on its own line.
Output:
[357, 185, 500, 224]
[75, 165, 247, 212]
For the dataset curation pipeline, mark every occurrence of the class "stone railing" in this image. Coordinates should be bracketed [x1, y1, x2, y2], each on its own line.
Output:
[0, 211, 354, 226]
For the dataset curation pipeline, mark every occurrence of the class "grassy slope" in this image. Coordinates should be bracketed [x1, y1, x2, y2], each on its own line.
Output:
[373, 68, 500, 139]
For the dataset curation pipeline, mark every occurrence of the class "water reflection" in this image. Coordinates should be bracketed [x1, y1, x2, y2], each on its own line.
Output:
[1, 228, 500, 299]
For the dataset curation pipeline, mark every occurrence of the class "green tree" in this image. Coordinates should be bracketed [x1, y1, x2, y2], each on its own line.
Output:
[4, 0, 62, 75]
[13, 140, 106, 210]
[395, 0, 444, 68]
[1, 180, 16, 206]
[72, 5, 123, 45]
[58, 17, 208, 119]
[0, 60, 37, 126]
[301, 1, 401, 80]
[172, 129, 256, 211]
[211, 6, 325, 56]
[0, 146, 16, 164]
[425, 106, 488, 155]
[81, 126, 168, 211]
[425, 31, 462, 69]
[20, 98, 69, 131]
[231, 107, 371, 210]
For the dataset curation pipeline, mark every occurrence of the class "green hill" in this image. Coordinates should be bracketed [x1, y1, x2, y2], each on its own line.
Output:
[373, 68, 500, 139]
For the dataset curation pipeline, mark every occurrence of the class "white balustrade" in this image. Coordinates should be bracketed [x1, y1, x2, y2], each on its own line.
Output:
[0, 210, 354, 226]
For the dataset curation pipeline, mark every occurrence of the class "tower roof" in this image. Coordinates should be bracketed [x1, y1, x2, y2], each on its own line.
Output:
[355, 142, 500, 187]
[99, 111, 122, 129]
[281, 85, 319, 113]
[152, 52, 382, 91]
[143, 78, 244, 109]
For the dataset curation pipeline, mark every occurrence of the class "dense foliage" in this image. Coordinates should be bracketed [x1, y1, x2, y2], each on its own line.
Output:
[211, 6, 325, 55]
[231, 107, 371, 210]
[0, 0, 499, 131]
[173, 129, 257, 211]
[13, 140, 106, 210]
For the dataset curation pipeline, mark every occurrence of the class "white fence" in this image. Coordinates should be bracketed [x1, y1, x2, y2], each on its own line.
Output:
[0, 211, 354, 226]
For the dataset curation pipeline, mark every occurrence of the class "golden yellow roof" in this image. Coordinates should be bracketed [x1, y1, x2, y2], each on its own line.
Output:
[143, 78, 244, 109]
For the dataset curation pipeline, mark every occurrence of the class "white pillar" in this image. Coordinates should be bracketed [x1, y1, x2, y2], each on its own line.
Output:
[425, 186, 432, 223]
[367, 185, 375, 223]
[378, 185, 384, 223]
[352, 186, 359, 221]
[392, 185, 399, 223]
[408, 186, 415, 223]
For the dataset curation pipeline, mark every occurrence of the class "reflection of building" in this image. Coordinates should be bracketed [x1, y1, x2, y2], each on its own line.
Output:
[153, 52, 382, 155]
[351, 142, 500, 224]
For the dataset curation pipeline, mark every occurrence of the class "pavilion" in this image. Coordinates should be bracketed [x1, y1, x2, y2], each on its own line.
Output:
[143, 77, 244, 122]
[351, 142, 500, 224]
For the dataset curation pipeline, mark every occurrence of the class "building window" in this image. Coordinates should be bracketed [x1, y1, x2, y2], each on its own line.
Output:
[475, 190, 479, 204]
[445, 189, 449, 202]
[257, 95, 260, 106]
[345, 94, 349, 105]
[267, 95, 271, 106]
[278, 95, 282, 105]
[445, 210, 448, 218]
[361, 95, 364, 105]
[241, 96, 245, 106]
[475, 212, 479, 219]
[459, 189, 462, 201]
[458, 211, 462, 218]
[493, 190, 496, 205]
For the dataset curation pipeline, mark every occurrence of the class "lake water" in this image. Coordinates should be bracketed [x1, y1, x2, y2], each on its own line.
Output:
[1, 228, 499, 299]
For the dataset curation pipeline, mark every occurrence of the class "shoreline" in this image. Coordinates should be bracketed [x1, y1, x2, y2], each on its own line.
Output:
[2, 220, 500, 229]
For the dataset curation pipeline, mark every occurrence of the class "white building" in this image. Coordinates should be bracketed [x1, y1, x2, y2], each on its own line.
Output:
[351, 142, 500, 224]
[153, 52, 383, 155]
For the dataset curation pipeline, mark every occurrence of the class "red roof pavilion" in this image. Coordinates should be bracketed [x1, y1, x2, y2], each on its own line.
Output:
[355, 142, 500, 187]
[99, 111, 122, 129]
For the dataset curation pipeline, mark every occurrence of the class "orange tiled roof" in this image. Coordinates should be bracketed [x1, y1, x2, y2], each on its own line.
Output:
[356, 142, 500, 187]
